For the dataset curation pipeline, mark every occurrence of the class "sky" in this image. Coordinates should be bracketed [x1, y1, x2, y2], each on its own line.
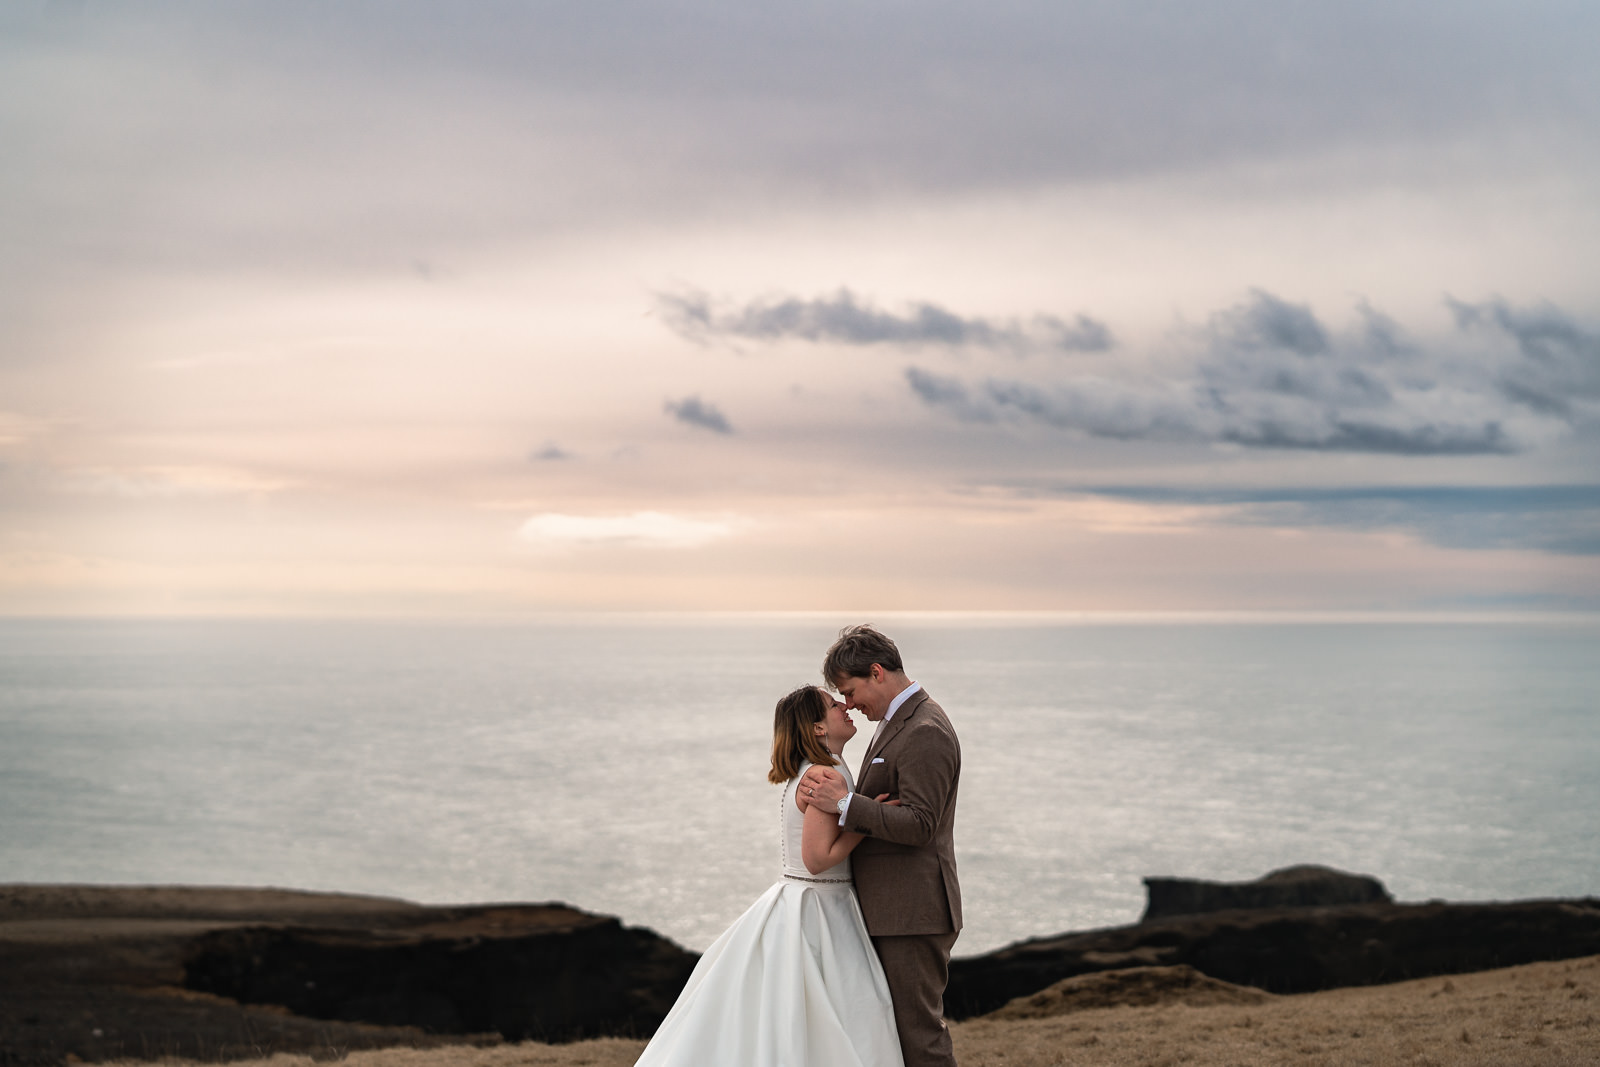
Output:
[2, 0, 1598, 615]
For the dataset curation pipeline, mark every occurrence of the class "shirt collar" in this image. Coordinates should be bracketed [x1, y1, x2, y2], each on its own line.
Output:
[882, 680, 921, 723]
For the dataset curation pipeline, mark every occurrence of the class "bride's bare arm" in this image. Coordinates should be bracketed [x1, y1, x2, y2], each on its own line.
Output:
[801, 802, 862, 874]
[801, 793, 899, 874]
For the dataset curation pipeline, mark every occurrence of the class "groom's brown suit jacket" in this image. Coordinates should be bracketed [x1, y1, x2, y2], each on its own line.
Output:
[840, 688, 962, 936]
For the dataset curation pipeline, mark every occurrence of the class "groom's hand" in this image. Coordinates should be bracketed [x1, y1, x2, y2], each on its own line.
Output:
[799, 765, 848, 809]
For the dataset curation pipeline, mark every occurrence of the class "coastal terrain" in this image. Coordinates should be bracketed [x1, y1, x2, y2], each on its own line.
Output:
[4, 878, 1597, 1067]
[99, 956, 1596, 1067]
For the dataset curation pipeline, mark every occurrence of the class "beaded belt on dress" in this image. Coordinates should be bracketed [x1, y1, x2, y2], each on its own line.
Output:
[782, 871, 852, 885]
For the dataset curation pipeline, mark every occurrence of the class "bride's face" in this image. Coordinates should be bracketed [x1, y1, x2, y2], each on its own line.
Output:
[814, 695, 858, 752]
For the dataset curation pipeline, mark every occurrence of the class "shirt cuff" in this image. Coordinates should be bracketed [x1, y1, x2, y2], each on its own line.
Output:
[836, 792, 852, 826]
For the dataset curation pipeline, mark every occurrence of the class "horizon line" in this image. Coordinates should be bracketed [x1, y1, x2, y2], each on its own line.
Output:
[3, 609, 1597, 626]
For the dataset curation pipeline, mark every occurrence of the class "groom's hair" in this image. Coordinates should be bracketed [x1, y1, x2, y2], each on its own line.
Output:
[769, 685, 839, 784]
[823, 624, 904, 687]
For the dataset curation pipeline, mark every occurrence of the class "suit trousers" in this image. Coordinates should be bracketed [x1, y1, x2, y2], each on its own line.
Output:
[872, 931, 960, 1067]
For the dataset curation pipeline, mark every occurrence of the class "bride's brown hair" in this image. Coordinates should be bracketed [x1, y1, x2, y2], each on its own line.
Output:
[768, 685, 840, 784]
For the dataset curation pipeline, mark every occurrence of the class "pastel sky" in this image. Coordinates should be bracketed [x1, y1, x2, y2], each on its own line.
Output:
[3, 1, 1598, 615]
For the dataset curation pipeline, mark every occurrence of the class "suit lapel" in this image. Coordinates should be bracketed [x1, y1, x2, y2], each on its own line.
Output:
[859, 688, 927, 775]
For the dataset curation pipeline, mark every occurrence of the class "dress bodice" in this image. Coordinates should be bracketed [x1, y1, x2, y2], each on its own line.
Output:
[780, 759, 855, 883]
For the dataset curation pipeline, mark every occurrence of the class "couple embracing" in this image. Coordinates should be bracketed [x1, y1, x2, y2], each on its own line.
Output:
[635, 624, 961, 1067]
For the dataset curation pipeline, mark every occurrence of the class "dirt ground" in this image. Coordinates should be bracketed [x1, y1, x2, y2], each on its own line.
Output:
[103, 954, 1600, 1067]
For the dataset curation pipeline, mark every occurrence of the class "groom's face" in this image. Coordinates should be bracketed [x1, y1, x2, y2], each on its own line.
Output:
[835, 666, 895, 721]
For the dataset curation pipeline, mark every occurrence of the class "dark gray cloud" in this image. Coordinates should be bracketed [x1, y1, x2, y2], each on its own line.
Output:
[531, 442, 572, 461]
[1211, 289, 1330, 356]
[905, 368, 995, 422]
[659, 290, 1112, 354]
[908, 291, 1592, 456]
[1066, 485, 1600, 556]
[1215, 420, 1512, 456]
[1355, 302, 1414, 359]
[1450, 297, 1600, 418]
[664, 395, 733, 434]
[981, 378, 1200, 441]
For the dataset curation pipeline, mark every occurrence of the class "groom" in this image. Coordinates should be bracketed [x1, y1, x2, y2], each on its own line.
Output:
[800, 625, 962, 1067]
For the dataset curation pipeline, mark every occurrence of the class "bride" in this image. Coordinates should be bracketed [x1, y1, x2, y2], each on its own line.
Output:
[633, 685, 905, 1067]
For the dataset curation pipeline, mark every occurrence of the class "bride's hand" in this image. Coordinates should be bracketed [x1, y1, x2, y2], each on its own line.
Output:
[800, 765, 848, 807]
[876, 792, 902, 807]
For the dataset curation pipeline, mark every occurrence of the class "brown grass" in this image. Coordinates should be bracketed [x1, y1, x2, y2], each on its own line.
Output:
[106, 954, 1600, 1067]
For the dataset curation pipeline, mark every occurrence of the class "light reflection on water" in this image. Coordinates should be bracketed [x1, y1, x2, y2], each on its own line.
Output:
[1, 615, 1595, 955]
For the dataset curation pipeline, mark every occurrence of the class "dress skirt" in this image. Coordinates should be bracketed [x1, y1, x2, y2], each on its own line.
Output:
[633, 877, 904, 1067]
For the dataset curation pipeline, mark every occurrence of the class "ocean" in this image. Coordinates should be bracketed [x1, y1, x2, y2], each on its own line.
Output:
[1, 614, 1596, 956]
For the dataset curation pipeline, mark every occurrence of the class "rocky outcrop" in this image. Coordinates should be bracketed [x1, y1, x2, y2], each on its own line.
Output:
[0, 886, 698, 1066]
[1142, 865, 1392, 920]
[945, 896, 1600, 1019]
[183, 906, 698, 1042]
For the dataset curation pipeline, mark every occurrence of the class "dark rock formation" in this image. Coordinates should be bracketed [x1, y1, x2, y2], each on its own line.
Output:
[945, 896, 1600, 1019]
[184, 906, 698, 1042]
[0, 886, 697, 1066]
[1142, 864, 1392, 920]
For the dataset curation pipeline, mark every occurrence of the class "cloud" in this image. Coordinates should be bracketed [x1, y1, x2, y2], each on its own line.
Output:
[1355, 302, 1414, 359]
[1069, 485, 1600, 556]
[1, 0, 1593, 351]
[664, 395, 734, 434]
[1450, 297, 1600, 418]
[907, 291, 1592, 455]
[658, 289, 1112, 354]
[905, 368, 996, 422]
[10, 2, 1589, 226]
[984, 376, 1203, 441]
[518, 511, 741, 549]
[531, 442, 572, 461]
[1215, 420, 1512, 456]
[1211, 289, 1330, 355]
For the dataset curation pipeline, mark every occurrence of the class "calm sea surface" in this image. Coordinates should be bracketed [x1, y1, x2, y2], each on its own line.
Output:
[1, 615, 1596, 956]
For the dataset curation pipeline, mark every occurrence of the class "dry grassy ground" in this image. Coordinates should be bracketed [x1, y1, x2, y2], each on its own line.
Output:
[952, 956, 1599, 1066]
[103, 954, 1599, 1067]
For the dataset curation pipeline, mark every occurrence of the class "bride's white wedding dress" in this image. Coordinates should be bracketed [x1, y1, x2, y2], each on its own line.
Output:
[633, 759, 904, 1067]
